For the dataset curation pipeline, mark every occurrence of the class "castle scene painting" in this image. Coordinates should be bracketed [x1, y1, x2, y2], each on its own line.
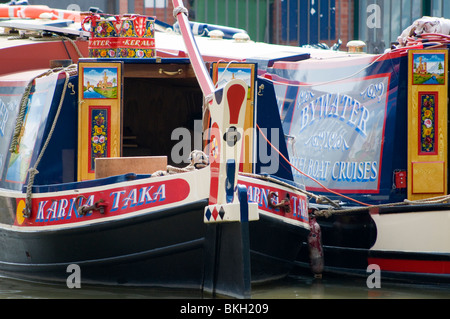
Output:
[412, 53, 446, 85]
[82, 67, 119, 99]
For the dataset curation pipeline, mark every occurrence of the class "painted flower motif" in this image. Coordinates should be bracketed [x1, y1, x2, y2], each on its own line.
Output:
[424, 118, 433, 128]
[92, 136, 99, 143]
[136, 50, 144, 58]
[95, 114, 104, 125]
[95, 126, 104, 135]
[95, 144, 103, 152]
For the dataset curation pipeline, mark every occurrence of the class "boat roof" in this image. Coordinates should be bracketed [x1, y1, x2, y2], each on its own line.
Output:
[0, 12, 389, 77]
[154, 28, 352, 63]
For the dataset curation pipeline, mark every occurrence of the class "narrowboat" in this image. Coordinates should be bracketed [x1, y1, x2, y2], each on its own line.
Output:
[163, 4, 450, 285]
[0, 1, 312, 298]
[284, 25, 450, 284]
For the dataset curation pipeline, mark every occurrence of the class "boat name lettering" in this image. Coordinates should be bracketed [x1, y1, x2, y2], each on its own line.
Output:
[299, 93, 369, 137]
[90, 39, 112, 47]
[109, 184, 166, 212]
[246, 185, 308, 221]
[120, 38, 155, 47]
[34, 184, 167, 223]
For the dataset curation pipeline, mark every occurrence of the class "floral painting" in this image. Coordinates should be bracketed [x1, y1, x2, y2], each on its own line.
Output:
[89, 107, 110, 171]
[419, 93, 437, 155]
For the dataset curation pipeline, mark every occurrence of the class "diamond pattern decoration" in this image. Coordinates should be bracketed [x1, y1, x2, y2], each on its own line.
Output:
[219, 207, 225, 220]
[205, 208, 211, 221]
[204, 202, 259, 224]
[212, 207, 219, 220]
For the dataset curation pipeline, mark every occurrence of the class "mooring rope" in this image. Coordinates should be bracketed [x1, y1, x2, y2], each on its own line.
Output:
[9, 69, 58, 153]
[253, 124, 450, 218]
[22, 65, 76, 218]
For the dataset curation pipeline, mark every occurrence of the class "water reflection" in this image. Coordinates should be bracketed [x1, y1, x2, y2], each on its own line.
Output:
[0, 274, 449, 299]
[253, 275, 450, 299]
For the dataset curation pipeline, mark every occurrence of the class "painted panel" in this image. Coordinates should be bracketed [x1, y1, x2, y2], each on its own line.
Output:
[412, 161, 445, 194]
[408, 49, 448, 200]
[269, 54, 405, 201]
[78, 62, 122, 181]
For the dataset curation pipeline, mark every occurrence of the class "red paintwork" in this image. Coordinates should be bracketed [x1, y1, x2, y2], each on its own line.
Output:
[0, 39, 88, 76]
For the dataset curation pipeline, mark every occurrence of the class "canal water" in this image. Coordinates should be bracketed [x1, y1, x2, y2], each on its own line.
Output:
[1, 272, 449, 299]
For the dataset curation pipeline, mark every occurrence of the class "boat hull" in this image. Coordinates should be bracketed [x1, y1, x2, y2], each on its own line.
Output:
[0, 173, 309, 289]
[250, 213, 309, 283]
[0, 200, 208, 288]
[294, 206, 450, 285]
[0, 203, 308, 288]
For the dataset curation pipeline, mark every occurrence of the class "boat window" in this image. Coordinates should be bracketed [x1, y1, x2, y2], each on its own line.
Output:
[0, 72, 60, 191]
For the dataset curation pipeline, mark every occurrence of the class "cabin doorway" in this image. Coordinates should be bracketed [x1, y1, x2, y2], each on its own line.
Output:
[77, 59, 204, 180]
[122, 75, 203, 166]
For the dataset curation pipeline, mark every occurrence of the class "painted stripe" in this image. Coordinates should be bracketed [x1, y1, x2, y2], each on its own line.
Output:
[368, 257, 450, 274]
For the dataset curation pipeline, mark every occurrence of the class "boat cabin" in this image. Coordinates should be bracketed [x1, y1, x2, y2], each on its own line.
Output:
[0, 58, 204, 190]
[266, 48, 449, 206]
[77, 58, 204, 180]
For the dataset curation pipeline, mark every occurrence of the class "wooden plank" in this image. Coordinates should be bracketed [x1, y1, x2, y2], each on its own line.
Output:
[95, 156, 167, 179]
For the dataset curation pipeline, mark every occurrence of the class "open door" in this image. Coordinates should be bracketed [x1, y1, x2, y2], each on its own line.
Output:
[77, 61, 123, 181]
[407, 49, 448, 200]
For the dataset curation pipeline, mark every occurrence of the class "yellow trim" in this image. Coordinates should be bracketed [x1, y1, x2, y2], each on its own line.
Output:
[407, 50, 448, 200]
[77, 62, 123, 181]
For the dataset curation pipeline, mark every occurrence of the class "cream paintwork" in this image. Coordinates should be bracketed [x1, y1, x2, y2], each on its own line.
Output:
[371, 210, 450, 253]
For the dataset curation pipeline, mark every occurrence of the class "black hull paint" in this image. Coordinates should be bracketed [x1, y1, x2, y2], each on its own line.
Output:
[0, 200, 209, 289]
[250, 214, 309, 283]
[0, 200, 308, 289]
[294, 210, 450, 286]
